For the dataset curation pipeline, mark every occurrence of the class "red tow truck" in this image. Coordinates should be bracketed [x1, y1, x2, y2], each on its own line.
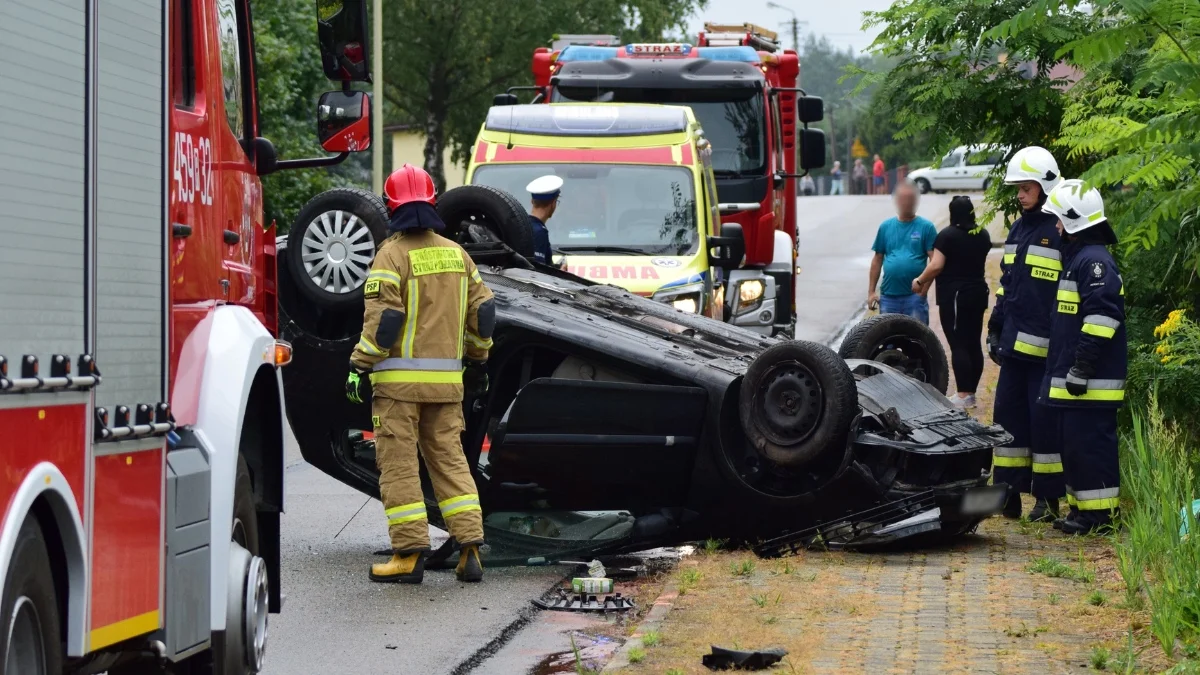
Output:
[0, 1, 372, 673]
[518, 23, 826, 336]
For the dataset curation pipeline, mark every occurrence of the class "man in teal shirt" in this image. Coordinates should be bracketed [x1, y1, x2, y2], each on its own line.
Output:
[867, 183, 938, 324]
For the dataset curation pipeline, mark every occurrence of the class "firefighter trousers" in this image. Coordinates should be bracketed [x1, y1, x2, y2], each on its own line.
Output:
[992, 358, 1065, 500]
[1055, 406, 1120, 513]
[372, 397, 485, 552]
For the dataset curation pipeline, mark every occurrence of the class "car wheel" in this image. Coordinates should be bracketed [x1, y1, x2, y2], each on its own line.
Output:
[739, 340, 858, 470]
[286, 187, 390, 310]
[914, 178, 931, 194]
[982, 178, 992, 191]
[436, 185, 535, 257]
[838, 314, 950, 394]
[1, 518, 62, 675]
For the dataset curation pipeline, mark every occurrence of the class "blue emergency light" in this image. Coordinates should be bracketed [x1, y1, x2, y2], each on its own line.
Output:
[484, 104, 689, 137]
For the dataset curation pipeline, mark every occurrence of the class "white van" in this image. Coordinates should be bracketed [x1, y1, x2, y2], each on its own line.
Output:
[907, 145, 1009, 194]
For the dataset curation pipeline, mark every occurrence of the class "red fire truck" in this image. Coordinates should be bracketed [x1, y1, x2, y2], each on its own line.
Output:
[519, 23, 826, 335]
[0, 1, 372, 673]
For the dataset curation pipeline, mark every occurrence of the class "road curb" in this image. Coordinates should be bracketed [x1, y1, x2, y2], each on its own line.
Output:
[600, 586, 680, 672]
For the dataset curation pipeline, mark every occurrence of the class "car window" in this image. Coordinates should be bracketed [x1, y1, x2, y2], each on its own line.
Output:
[216, 0, 244, 141]
[940, 151, 962, 168]
[473, 163, 700, 255]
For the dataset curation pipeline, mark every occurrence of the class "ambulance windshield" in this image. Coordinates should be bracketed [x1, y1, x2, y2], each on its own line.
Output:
[472, 163, 699, 256]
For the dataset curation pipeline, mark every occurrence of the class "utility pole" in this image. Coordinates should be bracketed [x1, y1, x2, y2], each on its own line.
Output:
[765, 2, 806, 52]
[372, 0, 384, 195]
[827, 104, 837, 170]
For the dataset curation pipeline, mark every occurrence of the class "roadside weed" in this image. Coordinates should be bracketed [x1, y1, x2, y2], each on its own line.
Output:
[751, 593, 767, 608]
[1088, 590, 1108, 607]
[1049, 593, 1061, 605]
[627, 646, 645, 664]
[1091, 646, 1110, 670]
[678, 567, 701, 595]
[641, 631, 661, 648]
[763, 616, 779, 624]
[1026, 554, 1094, 583]
[665, 669, 684, 675]
[730, 559, 756, 576]
[703, 538, 728, 555]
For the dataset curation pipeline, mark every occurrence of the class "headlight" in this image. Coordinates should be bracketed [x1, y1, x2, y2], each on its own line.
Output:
[738, 279, 765, 311]
[652, 282, 705, 314]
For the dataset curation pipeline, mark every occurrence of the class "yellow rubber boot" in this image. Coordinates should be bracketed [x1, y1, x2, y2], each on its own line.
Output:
[369, 552, 425, 584]
[455, 544, 483, 583]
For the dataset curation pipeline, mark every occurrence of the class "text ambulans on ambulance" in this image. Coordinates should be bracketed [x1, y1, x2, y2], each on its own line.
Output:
[468, 103, 779, 333]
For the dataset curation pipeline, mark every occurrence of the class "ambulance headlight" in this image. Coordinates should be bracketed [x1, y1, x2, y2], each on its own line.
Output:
[652, 282, 704, 314]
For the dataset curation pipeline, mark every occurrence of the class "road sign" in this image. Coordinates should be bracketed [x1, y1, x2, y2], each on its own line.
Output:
[851, 138, 869, 159]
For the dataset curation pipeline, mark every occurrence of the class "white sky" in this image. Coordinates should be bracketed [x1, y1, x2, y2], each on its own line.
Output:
[684, 0, 894, 55]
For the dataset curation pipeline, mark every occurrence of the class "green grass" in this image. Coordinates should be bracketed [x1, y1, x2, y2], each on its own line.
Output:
[678, 567, 701, 595]
[627, 646, 645, 664]
[665, 669, 684, 675]
[1026, 553, 1096, 583]
[1049, 593, 1061, 605]
[1091, 646, 1111, 670]
[751, 593, 767, 607]
[730, 559, 756, 576]
[1088, 590, 1109, 607]
[641, 630, 661, 648]
[703, 538, 727, 555]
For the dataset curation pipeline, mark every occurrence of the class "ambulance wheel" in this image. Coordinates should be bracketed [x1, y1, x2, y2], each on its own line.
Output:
[286, 187, 390, 310]
[1, 518, 62, 675]
[838, 314, 949, 394]
[436, 185, 536, 258]
[739, 340, 858, 471]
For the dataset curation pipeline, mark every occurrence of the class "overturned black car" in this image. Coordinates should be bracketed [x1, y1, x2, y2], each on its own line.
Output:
[278, 186, 1010, 562]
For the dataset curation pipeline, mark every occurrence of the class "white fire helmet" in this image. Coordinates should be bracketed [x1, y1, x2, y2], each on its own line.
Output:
[1004, 146, 1063, 194]
[1042, 179, 1106, 234]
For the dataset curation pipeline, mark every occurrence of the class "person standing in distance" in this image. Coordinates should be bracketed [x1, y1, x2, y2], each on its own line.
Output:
[987, 146, 1066, 522]
[345, 164, 495, 584]
[1039, 180, 1125, 534]
[526, 174, 561, 266]
[867, 183, 937, 324]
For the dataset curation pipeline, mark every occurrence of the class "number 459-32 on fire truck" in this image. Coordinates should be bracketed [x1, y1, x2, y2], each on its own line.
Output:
[0, 1, 372, 673]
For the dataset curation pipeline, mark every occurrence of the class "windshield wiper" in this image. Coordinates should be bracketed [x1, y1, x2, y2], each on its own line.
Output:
[559, 245, 648, 256]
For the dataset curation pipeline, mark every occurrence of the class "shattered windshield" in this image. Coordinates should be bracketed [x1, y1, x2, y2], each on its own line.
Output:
[472, 163, 699, 256]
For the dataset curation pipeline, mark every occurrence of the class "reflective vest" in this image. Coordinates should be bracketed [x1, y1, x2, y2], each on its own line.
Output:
[989, 207, 1062, 361]
[1040, 241, 1127, 407]
[351, 230, 494, 403]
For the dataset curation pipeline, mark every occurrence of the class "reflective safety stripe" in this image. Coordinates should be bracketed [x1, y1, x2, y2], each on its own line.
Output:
[471, 270, 483, 284]
[994, 446, 1031, 467]
[1075, 487, 1120, 511]
[1058, 280, 1079, 292]
[457, 276, 468, 359]
[1057, 290, 1081, 302]
[1032, 453, 1064, 474]
[1025, 246, 1063, 270]
[1081, 314, 1120, 338]
[439, 493, 482, 517]
[386, 501, 428, 524]
[370, 370, 463, 384]
[357, 336, 385, 356]
[1048, 378, 1125, 402]
[1003, 244, 1017, 265]
[402, 279, 419, 358]
[367, 269, 404, 287]
[1004, 244, 1018, 253]
[1013, 332, 1049, 357]
[373, 357, 462, 371]
[465, 332, 493, 349]
[1066, 487, 1077, 507]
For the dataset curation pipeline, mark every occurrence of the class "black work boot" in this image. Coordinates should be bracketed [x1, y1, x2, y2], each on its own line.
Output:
[1060, 510, 1118, 536]
[1053, 506, 1080, 531]
[456, 543, 484, 583]
[1027, 498, 1060, 523]
[369, 551, 426, 583]
[1001, 492, 1023, 519]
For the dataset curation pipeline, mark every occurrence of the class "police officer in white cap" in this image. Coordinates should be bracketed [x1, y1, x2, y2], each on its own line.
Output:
[525, 175, 562, 265]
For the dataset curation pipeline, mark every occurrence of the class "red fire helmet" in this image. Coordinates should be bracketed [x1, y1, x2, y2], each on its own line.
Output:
[384, 164, 437, 210]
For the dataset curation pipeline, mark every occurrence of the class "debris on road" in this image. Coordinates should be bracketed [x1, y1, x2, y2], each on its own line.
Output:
[701, 645, 788, 670]
[534, 588, 635, 613]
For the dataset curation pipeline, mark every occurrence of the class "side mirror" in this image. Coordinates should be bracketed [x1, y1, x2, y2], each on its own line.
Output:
[316, 0, 371, 83]
[318, 90, 372, 153]
[254, 137, 278, 176]
[798, 95, 824, 124]
[707, 223, 746, 272]
[799, 128, 826, 171]
[492, 93, 520, 106]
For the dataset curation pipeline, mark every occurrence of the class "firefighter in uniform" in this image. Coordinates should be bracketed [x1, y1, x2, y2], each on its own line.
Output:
[345, 164, 496, 583]
[1039, 180, 1125, 534]
[526, 175, 561, 266]
[986, 146, 1065, 521]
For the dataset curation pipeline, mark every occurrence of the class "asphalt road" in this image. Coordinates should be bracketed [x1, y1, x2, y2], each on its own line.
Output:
[261, 193, 954, 675]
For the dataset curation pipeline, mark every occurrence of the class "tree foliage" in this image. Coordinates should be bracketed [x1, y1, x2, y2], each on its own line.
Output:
[380, 0, 704, 191]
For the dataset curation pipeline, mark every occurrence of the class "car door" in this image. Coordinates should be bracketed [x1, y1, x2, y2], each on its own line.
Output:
[933, 149, 964, 190]
[961, 148, 1002, 190]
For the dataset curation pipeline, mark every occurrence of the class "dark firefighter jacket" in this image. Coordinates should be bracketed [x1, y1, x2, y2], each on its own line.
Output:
[350, 229, 495, 403]
[989, 206, 1062, 361]
[1040, 240, 1127, 408]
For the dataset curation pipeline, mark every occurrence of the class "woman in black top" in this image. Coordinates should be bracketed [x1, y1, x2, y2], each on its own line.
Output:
[911, 196, 992, 409]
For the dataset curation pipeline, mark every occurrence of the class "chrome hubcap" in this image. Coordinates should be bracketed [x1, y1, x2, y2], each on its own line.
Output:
[244, 557, 269, 671]
[5, 597, 46, 675]
[300, 210, 376, 294]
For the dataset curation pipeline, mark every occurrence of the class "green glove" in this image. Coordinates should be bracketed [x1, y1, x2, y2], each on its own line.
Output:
[346, 368, 370, 404]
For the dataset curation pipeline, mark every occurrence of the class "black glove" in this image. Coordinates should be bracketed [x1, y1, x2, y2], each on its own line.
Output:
[463, 359, 489, 398]
[345, 367, 371, 404]
[986, 332, 1003, 365]
[1065, 363, 1094, 397]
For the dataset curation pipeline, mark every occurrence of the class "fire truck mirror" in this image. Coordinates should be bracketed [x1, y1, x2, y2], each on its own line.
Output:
[316, 0, 372, 83]
[254, 137, 278, 176]
[797, 96, 824, 124]
[799, 128, 827, 171]
[317, 90, 372, 153]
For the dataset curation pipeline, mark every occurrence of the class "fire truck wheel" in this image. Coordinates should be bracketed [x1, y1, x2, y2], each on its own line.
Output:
[286, 187, 390, 310]
[0, 517, 63, 675]
[435, 185, 536, 258]
[838, 313, 950, 395]
[232, 455, 260, 558]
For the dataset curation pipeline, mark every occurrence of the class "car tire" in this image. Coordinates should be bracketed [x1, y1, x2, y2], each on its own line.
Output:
[286, 187, 390, 311]
[0, 517, 63, 675]
[739, 340, 858, 470]
[436, 185, 536, 258]
[914, 178, 931, 194]
[981, 178, 992, 191]
[838, 313, 950, 394]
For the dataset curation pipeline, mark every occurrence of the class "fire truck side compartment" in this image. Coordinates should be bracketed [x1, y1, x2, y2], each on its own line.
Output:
[165, 443, 213, 659]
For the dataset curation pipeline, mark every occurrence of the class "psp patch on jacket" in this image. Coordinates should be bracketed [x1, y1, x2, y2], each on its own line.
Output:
[1091, 261, 1105, 278]
[364, 279, 381, 299]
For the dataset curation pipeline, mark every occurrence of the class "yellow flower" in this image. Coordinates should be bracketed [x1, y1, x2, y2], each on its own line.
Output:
[1155, 309, 1187, 338]
[1162, 355, 1172, 363]
[1157, 343, 1170, 355]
